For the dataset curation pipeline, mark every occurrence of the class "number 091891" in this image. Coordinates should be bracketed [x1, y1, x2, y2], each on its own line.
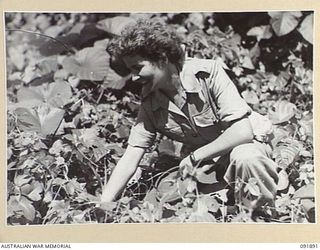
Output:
[300, 244, 318, 248]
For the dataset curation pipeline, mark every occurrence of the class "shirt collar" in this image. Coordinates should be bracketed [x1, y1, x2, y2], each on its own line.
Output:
[142, 58, 209, 111]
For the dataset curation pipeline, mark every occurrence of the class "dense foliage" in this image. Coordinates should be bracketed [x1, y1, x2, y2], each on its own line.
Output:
[6, 12, 314, 224]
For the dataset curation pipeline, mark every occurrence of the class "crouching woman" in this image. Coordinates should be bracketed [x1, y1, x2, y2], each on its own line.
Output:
[101, 19, 279, 215]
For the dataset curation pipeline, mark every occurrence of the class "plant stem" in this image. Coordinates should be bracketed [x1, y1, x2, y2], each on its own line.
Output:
[6, 29, 73, 54]
[76, 147, 103, 187]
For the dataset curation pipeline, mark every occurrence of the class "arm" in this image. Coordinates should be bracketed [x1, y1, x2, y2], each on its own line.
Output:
[180, 117, 253, 168]
[191, 59, 253, 162]
[101, 145, 146, 202]
[193, 117, 253, 162]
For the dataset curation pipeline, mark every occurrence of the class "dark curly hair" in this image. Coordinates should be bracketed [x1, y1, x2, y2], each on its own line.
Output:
[107, 19, 185, 69]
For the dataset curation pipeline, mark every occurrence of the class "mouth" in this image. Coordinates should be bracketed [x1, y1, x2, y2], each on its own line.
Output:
[131, 75, 148, 85]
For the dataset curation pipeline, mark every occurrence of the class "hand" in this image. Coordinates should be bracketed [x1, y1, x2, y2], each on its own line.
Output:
[179, 156, 195, 179]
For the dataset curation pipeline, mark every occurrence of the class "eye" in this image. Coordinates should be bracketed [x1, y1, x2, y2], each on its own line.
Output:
[131, 65, 142, 72]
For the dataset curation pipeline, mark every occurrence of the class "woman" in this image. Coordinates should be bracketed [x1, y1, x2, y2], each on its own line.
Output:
[101, 19, 278, 214]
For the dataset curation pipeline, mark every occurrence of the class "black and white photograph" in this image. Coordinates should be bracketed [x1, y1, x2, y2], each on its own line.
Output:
[5, 11, 314, 226]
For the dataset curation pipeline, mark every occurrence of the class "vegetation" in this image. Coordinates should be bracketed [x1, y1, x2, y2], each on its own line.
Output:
[6, 12, 314, 224]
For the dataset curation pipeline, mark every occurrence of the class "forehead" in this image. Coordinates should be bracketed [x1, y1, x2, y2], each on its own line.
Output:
[122, 55, 148, 67]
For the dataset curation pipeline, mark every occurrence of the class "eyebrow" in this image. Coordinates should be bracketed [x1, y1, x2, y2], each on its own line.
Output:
[130, 64, 142, 71]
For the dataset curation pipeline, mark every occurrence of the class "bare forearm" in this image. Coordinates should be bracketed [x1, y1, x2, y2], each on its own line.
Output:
[193, 118, 253, 162]
[101, 146, 145, 202]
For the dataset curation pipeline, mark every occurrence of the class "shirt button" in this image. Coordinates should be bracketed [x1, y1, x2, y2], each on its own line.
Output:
[192, 133, 197, 137]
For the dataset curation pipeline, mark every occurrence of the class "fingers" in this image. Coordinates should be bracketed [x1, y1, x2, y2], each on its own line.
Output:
[179, 156, 194, 179]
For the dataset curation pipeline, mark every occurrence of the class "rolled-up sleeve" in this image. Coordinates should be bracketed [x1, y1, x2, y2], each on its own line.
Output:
[208, 60, 251, 122]
[127, 106, 156, 148]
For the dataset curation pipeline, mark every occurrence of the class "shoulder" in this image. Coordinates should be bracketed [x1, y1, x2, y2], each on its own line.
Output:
[181, 57, 228, 81]
[180, 57, 229, 90]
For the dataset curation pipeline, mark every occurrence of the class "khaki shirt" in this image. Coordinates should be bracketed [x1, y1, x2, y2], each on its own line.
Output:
[128, 58, 252, 150]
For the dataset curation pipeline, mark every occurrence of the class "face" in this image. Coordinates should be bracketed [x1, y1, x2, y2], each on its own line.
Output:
[122, 55, 169, 92]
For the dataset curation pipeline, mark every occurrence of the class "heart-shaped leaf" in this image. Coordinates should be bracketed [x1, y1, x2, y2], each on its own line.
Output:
[293, 183, 314, 199]
[8, 196, 36, 221]
[68, 23, 86, 35]
[8, 46, 26, 70]
[157, 172, 178, 194]
[273, 138, 303, 169]
[298, 14, 313, 44]
[96, 16, 136, 36]
[244, 178, 261, 196]
[298, 112, 313, 138]
[241, 89, 259, 104]
[44, 24, 68, 38]
[103, 73, 130, 90]
[268, 11, 302, 36]
[272, 70, 291, 92]
[241, 55, 255, 70]
[14, 175, 32, 187]
[62, 47, 109, 81]
[15, 105, 65, 136]
[247, 25, 273, 41]
[248, 111, 273, 140]
[268, 100, 297, 124]
[38, 33, 80, 56]
[20, 181, 44, 201]
[195, 167, 219, 184]
[187, 13, 205, 29]
[213, 189, 229, 203]
[72, 127, 106, 148]
[277, 170, 289, 190]
[17, 80, 72, 108]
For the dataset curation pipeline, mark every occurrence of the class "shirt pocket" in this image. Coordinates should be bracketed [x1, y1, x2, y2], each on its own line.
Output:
[155, 112, 185, 142]
[192, 105, 217, 127]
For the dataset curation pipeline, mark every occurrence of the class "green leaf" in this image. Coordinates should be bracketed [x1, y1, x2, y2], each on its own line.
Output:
[268, 100, 297, 124]
[244, 178, 261, 196]
[44, 24, 68, 38]
[157, 139, 178, 156]
[293, 184, 314, 199]
[277, 170, 289, 191]
[298, 14, 313, 44]
[14, 175, 32, 187]
[268, 11, 302, 36]
[213, 189, 229, 203]
[96, 16, 136, 36]
[187, 13, 206, 29]
[115, 124, 130, 139]
[241, 89, 259, 105]
[26, 182, 44, 201]
[38, 33, 79, 56]
[8, 46, 25, 70]
[36, 57, 59, 76]
[273, 138, 303, 169]
[247, 25, 273, 41]
[8, 196, 36, 222]
[188, 198, 216, 222]
[201, 195, 220, 213]
[73, 128, 106, 148]
[68, 23, 86, 34]
[62, 47, 109, 81]
[17, 80, 72, 108]
[105, 143, 125, 157]
[103, 73, 130, 90]
[15, 105, 65, 136]
[298, 112, 313, 139]
[195, 167, 219, 184]
[157, 173, 178, 194]
[156, 172, 182, 203]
